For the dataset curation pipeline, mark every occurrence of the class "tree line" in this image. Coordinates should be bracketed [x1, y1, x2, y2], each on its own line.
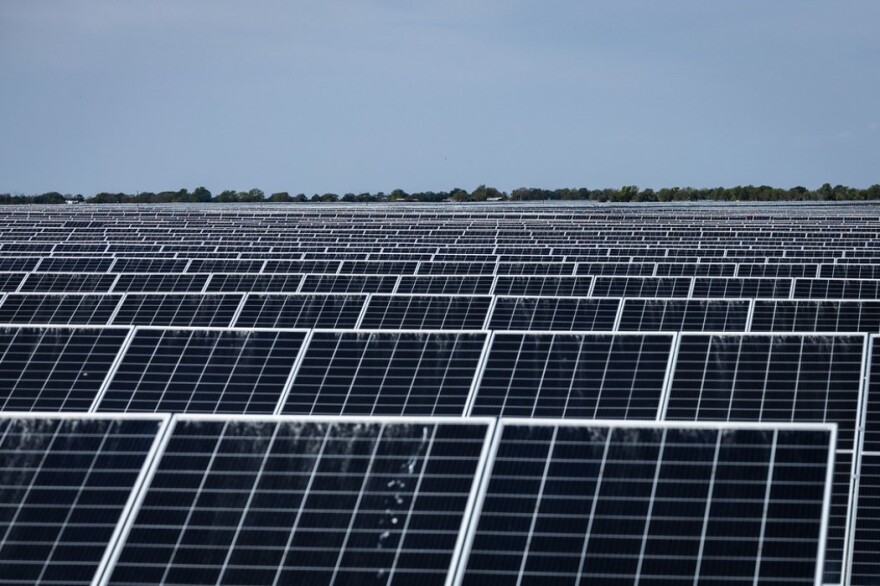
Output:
[2, 183, 880, 204]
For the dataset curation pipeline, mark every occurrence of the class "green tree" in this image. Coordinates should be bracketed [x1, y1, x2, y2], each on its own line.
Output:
[192, 186, 212, 202]
[622, 185, 639, 201]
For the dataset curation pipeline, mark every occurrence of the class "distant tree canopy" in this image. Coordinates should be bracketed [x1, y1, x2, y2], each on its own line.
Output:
[2, 183, 880, 204]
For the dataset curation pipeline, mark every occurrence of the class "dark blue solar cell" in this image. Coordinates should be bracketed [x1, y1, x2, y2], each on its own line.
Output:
[0, 416, 164, 585]
[106, 418, 490, 586]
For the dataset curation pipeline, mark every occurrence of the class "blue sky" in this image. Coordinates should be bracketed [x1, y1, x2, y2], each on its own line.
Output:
[1, 1, 878, 195]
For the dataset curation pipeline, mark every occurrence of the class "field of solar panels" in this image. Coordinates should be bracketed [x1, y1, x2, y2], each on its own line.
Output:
[2, 202, 880, 585]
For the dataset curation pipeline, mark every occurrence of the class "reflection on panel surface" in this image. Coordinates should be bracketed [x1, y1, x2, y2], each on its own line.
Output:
[107, 418, 490, 586]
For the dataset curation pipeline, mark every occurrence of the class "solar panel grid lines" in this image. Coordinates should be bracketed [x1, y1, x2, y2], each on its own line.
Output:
[0, 412, 170, 586]
[360, 295, 493, 331]
[691, 276, 794, 299]
[843, 331, 875, 586]
[86, 326, 138, 412]
[111, 273, 210, 293]
[616, 298, 752, 332]
[97, 414, 496, 586]
[300, 273, 398, 294]
[0, 273, 26, 293]
[110, 293, 243, 327]
[18, 272, 118, 294]
[0, 293, 123, 326]
[282, 329, 489, 417]
[591, 276, 693, 298]
[794, 279, 880, 300]
[233, 293, 370, 329]
[452, 418, 837, 586]
[203, 273, 304, 293]
[656, 332, 682, 422]
[858, 335, 880, 455]
[666, 332, 867, 449]
[0, 324, 133, 412]
[93, 327, 310, 415]
[492, 275, 593, 297]
[91, 412, 178, 586]
[751, 299, 880, 333]
[488, 296, 620, 332]
[664, 331, 868, 584]
[848, 453, 880, 586]
[469, 331, 674, 420]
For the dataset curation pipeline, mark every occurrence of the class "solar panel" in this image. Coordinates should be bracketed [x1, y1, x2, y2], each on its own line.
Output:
[0, 326, 129, 411]
[859, 337, 880, 453]
[494, 261, 572, 276]
[0, 258, 38, 272]
[667, 334, 863, 448]
[205, 273, 303, 293]
[300, 274, 397, 294]
[470, 333, 673, 419]
[0, 273, 26, 292]
[795, 279, 880, 300]
[96, 328, 307, 414]
[111, 294, 242, 327]
[418, 261, 496, 275]
[282, 331, 487, 416]
[575, 262, 653, 277]
[19, 273, 117, 293]
[339, 260, 418, 274]
[110, 258, 190, 273]
[36, 257, 114, 273]
[655, 262, 736, 277]
[103, 416, 492, 586]
[396, 276, 493, 295]
[187, 259, 265, 273]
[458, 420, 834, 586]
[0, 414, 167, 586]
[359, 295, 491, 330]
[591, 277, 691, 298]
[618, 299, 750, 331]
[751, 300, 880, 332]
[850, 454, 880, 585]
[666, 333, 865, 581]
[493, 276, 592, 297]
[112, 273, 208, 293]
[692, 277, 792, 298]
[738, 263, 818, 278]
[0, 293, 122, 325]
[264, 260, 341, 274]
[820, 264, 880, 279]
[488, 297, 619, 331]
[234, 294, 366, 329]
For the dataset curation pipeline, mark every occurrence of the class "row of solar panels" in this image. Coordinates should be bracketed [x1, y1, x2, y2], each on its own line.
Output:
[4, 203, 879, 585]
[10, 259, 880, 277]
[0, 414, 834, 586]
[7, 326, 877, 582]
[8, 273, 880, 299]
[9, 251, 880, 265]
[9, 239, 872, 251]
[0, 226, 877, 240]
[3, 206, 878, 223]
[4, 327, 877, 425]
[4, 294, 880, 332]
[8, 246, 880, 259]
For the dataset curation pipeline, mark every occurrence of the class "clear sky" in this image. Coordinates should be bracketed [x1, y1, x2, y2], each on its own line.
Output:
[1, 1, 878, 196]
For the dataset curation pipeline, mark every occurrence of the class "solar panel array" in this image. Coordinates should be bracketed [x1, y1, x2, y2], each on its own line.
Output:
[2, 201, 879, 584]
